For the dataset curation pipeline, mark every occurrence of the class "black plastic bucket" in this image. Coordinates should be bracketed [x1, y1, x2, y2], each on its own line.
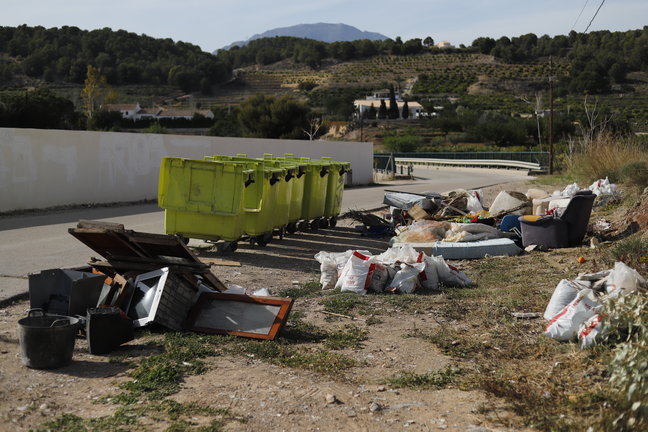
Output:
[18, 309, 79, 369]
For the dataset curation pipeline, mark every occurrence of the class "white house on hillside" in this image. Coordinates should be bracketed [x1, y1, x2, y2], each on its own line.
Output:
[435, 41, 455, 49]
[156, 109, 214, 120]
[105, 104, 213, 121]
[354, 99, 424, 119]
[105, 103, 142, 120]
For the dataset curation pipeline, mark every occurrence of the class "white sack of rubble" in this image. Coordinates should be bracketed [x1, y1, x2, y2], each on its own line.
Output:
[488, 191, 530, 215]
[543, 279, 589, 320]
[337, 251, 374, 294]
[544, 289, 601, 342]
[387, 262, 425, 294]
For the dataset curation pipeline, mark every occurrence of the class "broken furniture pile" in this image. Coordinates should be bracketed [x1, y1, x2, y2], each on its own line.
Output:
[19, 220, 293, 370]
[315, 245, 471, 295]
[381, 178, 618, 258]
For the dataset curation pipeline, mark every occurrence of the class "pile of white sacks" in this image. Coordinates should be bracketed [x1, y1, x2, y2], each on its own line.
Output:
[315, 245, 471, 294]
[544, 261, 645, 347]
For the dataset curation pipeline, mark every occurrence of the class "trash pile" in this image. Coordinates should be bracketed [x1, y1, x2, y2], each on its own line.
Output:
[543, 261, 646, 348]
[382, 178, 617, 255]
[315, 245, 471, 294]
[18, 220, 293, 370]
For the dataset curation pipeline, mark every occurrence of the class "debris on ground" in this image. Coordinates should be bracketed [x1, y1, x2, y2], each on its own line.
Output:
[377, 180, 613, 255]
[315, 245, 471, 295]
[543, 261, 646, 348]
[19, 220, 294, 370]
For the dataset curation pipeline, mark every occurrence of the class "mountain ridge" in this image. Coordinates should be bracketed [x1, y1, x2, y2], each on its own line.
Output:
[219, 22, 388, 51]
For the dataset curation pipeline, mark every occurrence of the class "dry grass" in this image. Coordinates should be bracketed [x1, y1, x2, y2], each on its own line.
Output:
[568, 131, 648, 185]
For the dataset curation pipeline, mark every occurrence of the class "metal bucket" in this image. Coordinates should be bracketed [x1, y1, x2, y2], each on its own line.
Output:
[18, 309, 79, 369]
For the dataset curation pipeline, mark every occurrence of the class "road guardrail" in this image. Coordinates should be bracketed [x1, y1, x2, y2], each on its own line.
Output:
[395, 157, 541, 171]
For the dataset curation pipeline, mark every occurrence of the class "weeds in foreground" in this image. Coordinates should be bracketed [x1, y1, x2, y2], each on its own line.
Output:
[44, 401, 239, 432]
[382, 365, 461, 390]
[608, 233, 648, 274]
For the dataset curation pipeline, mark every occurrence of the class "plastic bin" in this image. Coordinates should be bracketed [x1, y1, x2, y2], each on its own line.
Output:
[206, 155, 287, 245]
[261, 154, 307, 233]
[321, 157, 351, 227]
[158, 157, 252, 245]
[290, 156, 330, 229]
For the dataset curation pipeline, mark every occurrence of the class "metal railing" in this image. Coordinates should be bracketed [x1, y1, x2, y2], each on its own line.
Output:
[374, 152, 548, 172]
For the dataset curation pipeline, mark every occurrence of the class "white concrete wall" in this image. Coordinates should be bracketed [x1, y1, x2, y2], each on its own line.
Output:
[0, 128, 373, 212]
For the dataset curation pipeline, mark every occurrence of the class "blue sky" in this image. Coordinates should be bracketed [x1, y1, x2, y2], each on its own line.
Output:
[3, 0, 647, 52]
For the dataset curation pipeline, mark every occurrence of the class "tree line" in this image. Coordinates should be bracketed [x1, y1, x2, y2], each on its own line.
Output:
[473, 28, 648, 94]
[0, 25, 230, 92]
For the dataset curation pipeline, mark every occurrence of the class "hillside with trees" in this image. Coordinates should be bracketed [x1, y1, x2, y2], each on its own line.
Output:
[1, 25, 648, 146]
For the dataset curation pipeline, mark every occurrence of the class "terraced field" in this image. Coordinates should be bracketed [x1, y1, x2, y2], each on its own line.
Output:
[233, 53, 571, 96]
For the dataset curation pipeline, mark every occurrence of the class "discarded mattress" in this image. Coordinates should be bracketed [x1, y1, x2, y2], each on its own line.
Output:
[393, 238, 522, 260]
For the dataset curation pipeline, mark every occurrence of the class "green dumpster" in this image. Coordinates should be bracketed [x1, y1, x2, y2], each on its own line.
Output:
[158, 157, 253, 249]
[287, 156, 329, 230]
[261, 154, 307, 233]
[320, 157, 351, 227]
[206, 155, 287, 246]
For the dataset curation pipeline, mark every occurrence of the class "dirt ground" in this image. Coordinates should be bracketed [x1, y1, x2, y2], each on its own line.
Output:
[0, 179, 590, 432]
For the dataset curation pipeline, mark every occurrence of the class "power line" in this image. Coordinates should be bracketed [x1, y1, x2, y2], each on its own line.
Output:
[571, 0, 590, 32]
[584, 0, 607, 33]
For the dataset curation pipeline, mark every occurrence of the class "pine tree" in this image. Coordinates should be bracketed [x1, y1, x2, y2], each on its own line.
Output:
[402, 101, 409, 119]
[367, 103, 377, 119]
[377, 99, 387, 119]
[388, 84, 399, 119]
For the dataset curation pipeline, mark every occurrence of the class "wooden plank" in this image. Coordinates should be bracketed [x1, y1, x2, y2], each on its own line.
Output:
[200, 258, 242, 267]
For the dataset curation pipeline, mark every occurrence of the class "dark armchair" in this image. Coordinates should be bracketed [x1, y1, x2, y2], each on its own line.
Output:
[518, 190, 596, 248]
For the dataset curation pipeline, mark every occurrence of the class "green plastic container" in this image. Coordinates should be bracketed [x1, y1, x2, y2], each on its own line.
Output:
[321, 157, 351, 223]
[261, 154, 307, 229]
[291, 156, 330, 222]
[158, 157, 253, 242]
[206, 155, 287, 239]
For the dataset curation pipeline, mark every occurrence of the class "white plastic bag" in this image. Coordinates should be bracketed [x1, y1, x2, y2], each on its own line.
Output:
[561, 182, 581, 197]
[578, 314, 605, 348]
[605, 261, 646, 297]
[434, 256, 472, 287]
[543, 279, 582, 320]
[544, 289, 601, 341]
[387, 262, 425, 294]
[589, 177, 618, 196]
[337, 251, 374, 294]
[466, 189, 484, 213]
[314, 251, 339, 289]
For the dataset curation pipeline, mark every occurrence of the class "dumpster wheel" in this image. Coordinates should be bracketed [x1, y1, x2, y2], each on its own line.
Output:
[217, 241, 238, 253]
[286, 222, 298, 234]
[329, 216, 338, 227]
[255, 233, 273, 247]
[319, 218, 329, 229]
[310, 219, 320, 231]
[297, 221, 308, 231]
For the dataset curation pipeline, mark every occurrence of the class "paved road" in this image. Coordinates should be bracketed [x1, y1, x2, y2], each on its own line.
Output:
[0, 167, 531, 303]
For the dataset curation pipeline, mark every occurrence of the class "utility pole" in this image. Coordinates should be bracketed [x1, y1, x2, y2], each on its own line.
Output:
[548, 56, 554, 174]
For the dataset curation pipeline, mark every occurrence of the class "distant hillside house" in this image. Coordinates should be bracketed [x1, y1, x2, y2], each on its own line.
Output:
[137, 108, 163, 120]
[435, 41, 455, 49]
[367, 89, 401, 101]
[106, 103, 142, 119]
[354, 99, 424, 119]
[106, 104, 213, 121]
[157, 109, 214, 120]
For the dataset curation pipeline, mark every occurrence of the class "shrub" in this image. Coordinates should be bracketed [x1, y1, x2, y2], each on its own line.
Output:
[600, 291, 648, 431]
[618, 161, 648, 189]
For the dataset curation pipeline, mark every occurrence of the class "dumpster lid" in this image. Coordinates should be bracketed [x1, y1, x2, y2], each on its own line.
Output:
[69, 220, 226, 291]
